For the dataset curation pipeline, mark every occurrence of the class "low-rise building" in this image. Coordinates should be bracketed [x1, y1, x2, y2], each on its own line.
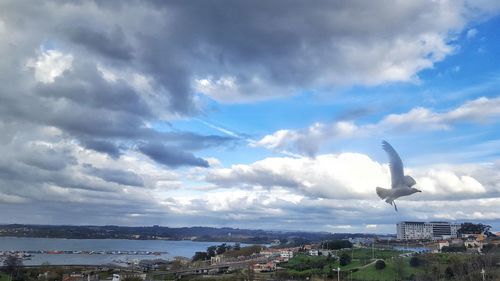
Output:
[308, 249, 319, 256]
[280, 250, 294, 260]
[260, 249, 280, 258]
[438, 241, 449, 251]
[210, 255, 223, 265]
[253, 261, 277, 272]
[349, 237, 375, 246]
[464, 240, 483, 252]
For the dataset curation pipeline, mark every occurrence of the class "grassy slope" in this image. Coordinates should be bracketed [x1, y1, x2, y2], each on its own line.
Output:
[351, 258, 422, 281]
[0, 273, 10, 281]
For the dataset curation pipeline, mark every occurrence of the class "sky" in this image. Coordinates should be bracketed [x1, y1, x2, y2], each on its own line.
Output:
[1, 0, 500, 234]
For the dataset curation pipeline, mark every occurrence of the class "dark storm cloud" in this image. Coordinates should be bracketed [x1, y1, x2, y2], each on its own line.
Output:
[0, 0, 480, 156]
[80, 139, 121, 158]
[0, 0, 499, 227]
[19, 144, 76, 171]
[64, 25, 133, 61]
[138, 142, 209, 168]
[35, 62, 151, 116]
[0, 1, 233, 172]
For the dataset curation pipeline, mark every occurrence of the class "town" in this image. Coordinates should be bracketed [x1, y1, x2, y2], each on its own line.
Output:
[1, 221, 499, 281]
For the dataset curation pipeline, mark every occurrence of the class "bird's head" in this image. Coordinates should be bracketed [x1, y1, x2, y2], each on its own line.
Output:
[411, 187, 422, 194]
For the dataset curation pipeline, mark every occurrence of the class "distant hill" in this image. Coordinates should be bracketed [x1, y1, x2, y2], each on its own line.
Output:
[0, 224, 385, 244]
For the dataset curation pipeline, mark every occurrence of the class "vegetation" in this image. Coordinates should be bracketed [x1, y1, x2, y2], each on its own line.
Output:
[281, 247, 499, 280]
[375, 259, 386, 270]
[283, 254, 329, 271]
[0, 273, 10, 281]
[122, 277, 143, 281]
[351, 257, 422, 281]
[444, 266, 454, 279]
[2, 255, 23, 280]
[339, 253, 352, 266]
[338, 247, 408, 260]
[0, 224, 342, 243]
[320, 239, 353, 250]
[223, 245, 262, 258]
[458, 222, 492, 236]
[409, 256, 421, 267]
[441, 245, 466, 252]
[192, 243, 263, 261]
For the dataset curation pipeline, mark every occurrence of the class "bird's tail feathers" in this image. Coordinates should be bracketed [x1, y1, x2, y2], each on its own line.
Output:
[376, 187, 390, 200]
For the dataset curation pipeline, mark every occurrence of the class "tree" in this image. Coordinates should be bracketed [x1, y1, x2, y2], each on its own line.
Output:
[441, 245, 466, 253]
[375, 259, 386, 270]
[3, 255, 23, 278]
[123, 277, 143, 281]
[326, 253, 335, 262]
[207, 245, 217, 257]
[192, 251, 209, 262]
[321, 240, 353, 250]
[216, 243, 227, 255]
[339, 253, 351, 266]
[410, 256, 421, 267]
[459, 222, 491, 235]
[394, 257, 404, 280]
[444, 266, 454, 280]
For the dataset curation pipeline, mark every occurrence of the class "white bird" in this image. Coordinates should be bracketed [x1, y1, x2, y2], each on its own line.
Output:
[376, 140, 421, 211]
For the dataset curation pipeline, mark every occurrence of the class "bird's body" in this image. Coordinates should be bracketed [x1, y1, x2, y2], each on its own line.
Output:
[376, 141, 421, 211]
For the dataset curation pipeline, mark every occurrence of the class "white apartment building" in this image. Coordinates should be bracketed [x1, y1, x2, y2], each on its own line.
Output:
[280, 250, 294, 260]
[397, 221, 461, 240]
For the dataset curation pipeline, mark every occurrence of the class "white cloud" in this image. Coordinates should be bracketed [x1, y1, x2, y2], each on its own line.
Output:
[255, 96, 500, 155]
[207, 152, 496, 201]
[1, 0, 500, 230]
[384, 97, 500, 128]
[194, 75, 291, 103]
[416, 170, 486, 194]
[253, 122, 359, 156]
[186, 0, 500, 103]
[27, 49, 73, 83]
[466, 28, 478, 39]
[0, 193, 28, 204]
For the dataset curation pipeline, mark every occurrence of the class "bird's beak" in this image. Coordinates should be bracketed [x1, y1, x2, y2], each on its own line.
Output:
[416, 189, 422, 192]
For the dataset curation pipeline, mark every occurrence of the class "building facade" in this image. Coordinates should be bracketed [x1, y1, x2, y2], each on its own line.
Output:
[397, 221, 460, 240]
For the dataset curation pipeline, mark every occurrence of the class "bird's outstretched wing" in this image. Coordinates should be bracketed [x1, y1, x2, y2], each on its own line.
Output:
[382, 140, 405, 188]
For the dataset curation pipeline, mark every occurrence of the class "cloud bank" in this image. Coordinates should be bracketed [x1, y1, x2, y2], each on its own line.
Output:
[0, 0, 499, 231]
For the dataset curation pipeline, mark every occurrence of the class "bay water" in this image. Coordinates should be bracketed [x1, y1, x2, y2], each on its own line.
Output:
[0, 237, 244, 266]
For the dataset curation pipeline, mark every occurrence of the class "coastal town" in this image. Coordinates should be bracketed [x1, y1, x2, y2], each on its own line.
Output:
[1, 221, 499, 280]
[2, 0, 500, 280]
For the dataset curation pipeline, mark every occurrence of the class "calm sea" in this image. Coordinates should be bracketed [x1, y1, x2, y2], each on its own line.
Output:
[0, 237, 244, 266]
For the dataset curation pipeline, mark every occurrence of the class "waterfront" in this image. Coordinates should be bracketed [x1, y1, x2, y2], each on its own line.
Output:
[0, 237, 243, 266]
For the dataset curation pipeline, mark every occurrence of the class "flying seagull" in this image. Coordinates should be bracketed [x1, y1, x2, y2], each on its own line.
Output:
[376, 140, 421, 211]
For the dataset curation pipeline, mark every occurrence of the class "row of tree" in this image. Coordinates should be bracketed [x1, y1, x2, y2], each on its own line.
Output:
[458, 222, 493, 236]
[192, 243, 242, 261]
[319, 239, 353, 250]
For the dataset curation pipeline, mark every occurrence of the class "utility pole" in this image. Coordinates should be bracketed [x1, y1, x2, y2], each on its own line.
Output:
[337, 267, 340, 281]
[481, 268, 485, 281]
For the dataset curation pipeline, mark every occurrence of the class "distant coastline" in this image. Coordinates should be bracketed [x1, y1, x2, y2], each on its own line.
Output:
[0, 224, 388, 244]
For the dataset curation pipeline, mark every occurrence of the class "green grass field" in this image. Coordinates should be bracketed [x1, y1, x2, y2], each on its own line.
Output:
[350, 258, 422, 281]
[283, 248, 419, 280]
[0, 273, 11, 281]
[338, 248, 410, 260]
